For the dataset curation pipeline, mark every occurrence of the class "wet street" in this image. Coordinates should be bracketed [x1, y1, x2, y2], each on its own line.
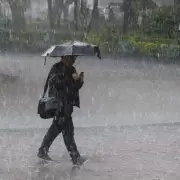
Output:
[0, 53, 180, 179]
[0, 125, 180, 180]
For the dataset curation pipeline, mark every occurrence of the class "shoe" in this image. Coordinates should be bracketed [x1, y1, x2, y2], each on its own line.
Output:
[37, 149, 52, 161]
[73, 156, 88, 166]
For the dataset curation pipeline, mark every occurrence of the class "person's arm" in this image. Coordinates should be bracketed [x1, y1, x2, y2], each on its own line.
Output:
[76, 72, 84, 89]
[72, 67, 84, 90]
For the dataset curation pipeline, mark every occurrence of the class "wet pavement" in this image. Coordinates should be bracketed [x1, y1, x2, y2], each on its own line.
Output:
[0, 125, 180, 180]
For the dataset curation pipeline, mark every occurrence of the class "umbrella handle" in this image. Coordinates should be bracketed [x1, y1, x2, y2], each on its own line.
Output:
[44, 57, 46, 65]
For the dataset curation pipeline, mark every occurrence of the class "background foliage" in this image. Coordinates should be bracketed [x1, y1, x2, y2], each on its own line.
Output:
[0, 0, 180, 61]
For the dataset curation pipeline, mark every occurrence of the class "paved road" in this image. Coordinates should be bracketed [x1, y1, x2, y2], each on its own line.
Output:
[0, 125, 180, 180]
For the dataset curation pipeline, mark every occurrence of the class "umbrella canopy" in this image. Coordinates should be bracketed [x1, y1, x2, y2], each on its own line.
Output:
[42, 41, 101, 59]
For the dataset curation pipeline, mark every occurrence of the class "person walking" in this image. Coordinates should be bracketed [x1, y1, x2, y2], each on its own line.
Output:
[37, 55, 86, 165]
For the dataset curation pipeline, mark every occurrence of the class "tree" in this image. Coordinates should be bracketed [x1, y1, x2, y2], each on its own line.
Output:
[143, 6, 177, 38]
[122, 0, 135, 33]
[120, 0, 157, 33]
[80, 0, 90, 30]
[5, 0, 29, 32]
[134, 0, 157, 27]
[87, 0, 99, 32]
[47, 0, 74, 29]
[74, 0, 80, 30]
[47, 0, 54, 29]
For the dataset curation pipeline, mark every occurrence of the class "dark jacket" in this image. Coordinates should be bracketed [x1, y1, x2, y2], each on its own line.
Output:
[43, 61, 83, 108]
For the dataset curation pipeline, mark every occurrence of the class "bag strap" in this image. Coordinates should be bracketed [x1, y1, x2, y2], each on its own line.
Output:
[43, 78, 50, 98]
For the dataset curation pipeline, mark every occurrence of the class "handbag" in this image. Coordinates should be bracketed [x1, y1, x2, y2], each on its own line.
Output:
[37, 97, 59, 119]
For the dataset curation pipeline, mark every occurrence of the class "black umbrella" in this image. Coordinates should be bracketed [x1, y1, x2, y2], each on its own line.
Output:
[42, 41, 101, 65]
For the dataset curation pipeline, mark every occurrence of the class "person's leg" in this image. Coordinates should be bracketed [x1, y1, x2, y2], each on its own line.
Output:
[62, 116, 81, 164]
[38, 117, 62, 159]
[62, 116, 87, 165]
[62, 103, 87, 165]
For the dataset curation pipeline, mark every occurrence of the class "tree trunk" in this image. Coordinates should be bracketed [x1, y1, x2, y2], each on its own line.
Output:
[0, 2, 3, 17]
[47, 0, 54, 29]
[47, 0, 75, 29]
[63, 0, 74, 22]
[122, 0, 132, 33]
[47, 0, 67, 29]
[80, 0, 87, 30]
[74, 0, 80, 30]
[6, 0, 26, 32]
[63, 4, 69, 21]
[53, 0, 64, 28]
[87, 0, 99, 32]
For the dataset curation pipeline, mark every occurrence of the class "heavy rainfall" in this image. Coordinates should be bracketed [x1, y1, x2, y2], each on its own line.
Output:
[0, 0, 180, 179]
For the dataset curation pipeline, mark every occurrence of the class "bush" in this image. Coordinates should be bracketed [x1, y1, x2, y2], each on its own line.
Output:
[129, 40, 160, 55]
[84, 30, 180, 60]
[0, 28, 180, 61]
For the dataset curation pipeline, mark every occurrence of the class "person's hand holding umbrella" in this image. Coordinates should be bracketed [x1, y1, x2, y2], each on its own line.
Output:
[79, 72, 84, 82]
[72, 72, 84, 81]
[72, 72, 79, 81]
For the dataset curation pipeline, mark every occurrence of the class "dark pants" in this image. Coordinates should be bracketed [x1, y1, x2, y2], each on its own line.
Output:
[39, 104, 80, 163]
